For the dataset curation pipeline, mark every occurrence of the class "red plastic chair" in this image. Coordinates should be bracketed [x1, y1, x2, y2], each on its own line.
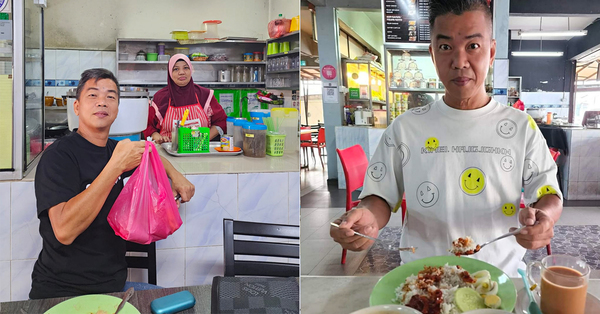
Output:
[519, 147, 560, 255]
[300, 127, 313, 168]
[336, 145, 369, 264]
[306, 128, 326, 168]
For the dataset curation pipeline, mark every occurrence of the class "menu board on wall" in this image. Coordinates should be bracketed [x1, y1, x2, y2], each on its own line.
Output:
[383, 0, 494, 44]
[383, 0, 431, 44]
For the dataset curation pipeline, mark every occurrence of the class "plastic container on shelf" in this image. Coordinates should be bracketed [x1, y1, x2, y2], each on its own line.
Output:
[188, 30, 206, 40]
[158, 54, 170, 62]
[171, 30, 189, 40]
[242, 123, 267, 158]
[249, 109, 270, 124]
[203, 20, 222, 40]
[290, 15, 300, 32]
[243, 53, 253, 62]
[233, 118, 249, 148]
[157, 43, 166, 55]
[174, 47, 190, 56]
[253, 52, 263, 62]
[146, 53, 158, 61]
[226, 117, 235, 135]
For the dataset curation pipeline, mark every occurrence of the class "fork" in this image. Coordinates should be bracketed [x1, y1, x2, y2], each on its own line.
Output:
[473, 225, 527, 253]
[330, 222, 417, 253]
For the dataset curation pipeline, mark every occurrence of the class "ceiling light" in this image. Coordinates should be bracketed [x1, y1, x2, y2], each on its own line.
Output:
[518, 30, 587, 37]
[511, 51, 564, 57]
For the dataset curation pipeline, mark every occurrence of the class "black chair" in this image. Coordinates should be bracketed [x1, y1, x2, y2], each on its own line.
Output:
[125, 241, 157, 285]
[223, 219, 299, 277]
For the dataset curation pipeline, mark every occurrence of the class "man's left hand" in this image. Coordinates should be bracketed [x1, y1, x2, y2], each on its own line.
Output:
[171, 175, 195, 205]
[510, 207, 555, 250]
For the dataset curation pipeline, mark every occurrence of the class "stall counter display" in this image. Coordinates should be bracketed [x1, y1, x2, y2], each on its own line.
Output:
[385, 48, 445, 124]
[342, 59, 386, 126]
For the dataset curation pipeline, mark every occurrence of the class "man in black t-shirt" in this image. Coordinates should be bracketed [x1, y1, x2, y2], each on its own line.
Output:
[30, 69, 195, 299]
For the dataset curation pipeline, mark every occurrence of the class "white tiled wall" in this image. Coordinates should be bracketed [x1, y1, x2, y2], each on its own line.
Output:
[2, 172, 299, 301]
[563, 129, 600, 200]
[44, 49, 117, 97]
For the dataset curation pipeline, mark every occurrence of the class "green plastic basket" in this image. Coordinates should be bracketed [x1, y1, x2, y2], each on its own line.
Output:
[178, 126, 210, 153]
[266, 133, 286, 157]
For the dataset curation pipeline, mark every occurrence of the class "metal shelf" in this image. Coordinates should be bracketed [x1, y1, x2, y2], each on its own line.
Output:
[118, 61, 266, 65]
[266, 49, 300, 59]
[266, 31, 299, 43]
[266, 69, 299, 74]
[266, 86, 299, 90]
[373, 100, 387, 105]
[119, 80, 266, 86]
[44, 106, 67, 110]
[390, 87, 445, 93]
[348, 98, 370, 102]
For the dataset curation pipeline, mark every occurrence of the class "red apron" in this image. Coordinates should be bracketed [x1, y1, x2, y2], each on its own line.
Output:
[152, 90, 214, 141]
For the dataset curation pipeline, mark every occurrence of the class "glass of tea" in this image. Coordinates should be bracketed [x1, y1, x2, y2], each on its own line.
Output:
[527, 254, 590, 314]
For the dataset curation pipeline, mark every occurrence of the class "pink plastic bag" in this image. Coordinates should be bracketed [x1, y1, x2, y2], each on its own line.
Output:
[268, 18, 292, 39]
[108, 141, 182, 244]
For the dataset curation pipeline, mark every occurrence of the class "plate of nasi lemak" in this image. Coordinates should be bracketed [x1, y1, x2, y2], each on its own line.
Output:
[370, 256, 517, 314]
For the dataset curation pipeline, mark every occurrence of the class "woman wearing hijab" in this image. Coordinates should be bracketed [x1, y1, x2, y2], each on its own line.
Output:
[144, 54, 227, 143]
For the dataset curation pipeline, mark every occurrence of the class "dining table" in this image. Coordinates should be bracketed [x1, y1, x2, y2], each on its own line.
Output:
[301, 275, 600, 314]
[0, 285, 212, 313]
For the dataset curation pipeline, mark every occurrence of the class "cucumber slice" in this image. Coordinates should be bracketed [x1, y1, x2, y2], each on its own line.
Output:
[455, 287, 486, 312]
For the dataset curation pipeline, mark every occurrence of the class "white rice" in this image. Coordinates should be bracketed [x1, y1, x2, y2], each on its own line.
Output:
[393, 264, 475, 314]
[450, 236, 478, 255]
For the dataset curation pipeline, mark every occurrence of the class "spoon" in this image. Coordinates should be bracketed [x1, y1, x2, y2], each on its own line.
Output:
[456, 226, 526, 255]
[517, 268, 543, 314]
[115, 287, 134, 314]
[330, 222, 417, 253]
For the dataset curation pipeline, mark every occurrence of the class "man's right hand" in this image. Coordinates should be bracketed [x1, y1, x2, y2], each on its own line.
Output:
[109, 139, 146, 173]
[330, 207, 380, 251]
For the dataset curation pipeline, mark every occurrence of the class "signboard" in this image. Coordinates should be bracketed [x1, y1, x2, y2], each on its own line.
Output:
[383, 0, 431, 44]
[0, 20, 10, 40]
[322, 65, 337, 80]
[0, 0, 9, 13]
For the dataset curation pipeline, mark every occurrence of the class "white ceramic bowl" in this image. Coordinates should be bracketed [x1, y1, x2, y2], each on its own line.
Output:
[350, 304, 422, 314]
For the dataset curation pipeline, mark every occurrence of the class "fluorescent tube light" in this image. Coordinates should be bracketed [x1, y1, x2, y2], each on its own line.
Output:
[511, 51, 564, 57]
[518, 30, 587, 37]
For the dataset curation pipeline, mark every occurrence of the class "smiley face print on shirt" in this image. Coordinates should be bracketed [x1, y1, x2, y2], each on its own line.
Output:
[496, 119, 518, 139]
[523, 159, 539, 185]
[425, 137, 439, 152]
[398, 142, 411, 167]
[502, 203, 517, 217]
[410, 104, 431, 115]
[500, 155, 515, 172]
[460, 167, 486, 196]
[527, 115, 538, 130]
[537, 185, 558, 199]
[368, 162, 387, 182]
[416, 181, 439, 207]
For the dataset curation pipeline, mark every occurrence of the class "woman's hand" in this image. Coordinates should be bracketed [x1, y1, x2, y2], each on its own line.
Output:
[151, 132, 170, 144]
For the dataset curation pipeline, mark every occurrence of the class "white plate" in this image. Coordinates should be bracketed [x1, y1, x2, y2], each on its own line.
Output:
[350, 304, 421, 314]
[160, 142, 243, 156]
[515, 288, 600, 314]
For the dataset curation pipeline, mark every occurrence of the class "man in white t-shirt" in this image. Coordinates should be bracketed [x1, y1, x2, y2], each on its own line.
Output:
[330, 0, 563, 277]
